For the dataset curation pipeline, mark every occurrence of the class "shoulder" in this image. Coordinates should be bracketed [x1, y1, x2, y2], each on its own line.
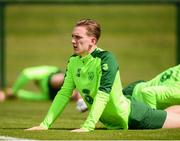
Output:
[92, 48, 116, 61]
[92, 48, 118, 67]
[67, 54, 79, 63]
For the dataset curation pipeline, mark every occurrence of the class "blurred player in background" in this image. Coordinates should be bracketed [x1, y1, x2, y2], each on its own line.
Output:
[27, 19, 180, 132]
[0, 65, 87, 112]
[123, 64, 180, 110]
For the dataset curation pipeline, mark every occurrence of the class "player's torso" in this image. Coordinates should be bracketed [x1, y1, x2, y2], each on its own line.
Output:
[71, 54, 102, 104]
[69, 50, 131, 129]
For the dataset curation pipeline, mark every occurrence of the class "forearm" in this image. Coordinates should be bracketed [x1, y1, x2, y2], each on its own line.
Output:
[82, 91, 109, 131]
[40, 91, 71, 129]
[16, 90, 49, 101]
[12, 73, 29, 94]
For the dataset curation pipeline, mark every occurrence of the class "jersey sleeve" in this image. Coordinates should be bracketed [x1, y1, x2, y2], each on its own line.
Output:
[40, 59, 76, 129]
[82, 52, 119, 131]
[99, 51, 119, 94]
[82, 90, 109, 131]
[16, 90, 49, 100]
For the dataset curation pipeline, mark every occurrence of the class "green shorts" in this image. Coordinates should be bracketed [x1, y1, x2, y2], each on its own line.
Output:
[123, 80, 146, 96]
[128, 97, 167, 129]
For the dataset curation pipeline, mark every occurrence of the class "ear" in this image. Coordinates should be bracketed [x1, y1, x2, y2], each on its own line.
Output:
[91, 37, 97, 45]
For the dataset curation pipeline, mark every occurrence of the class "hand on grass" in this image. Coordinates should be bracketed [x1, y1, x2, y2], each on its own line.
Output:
[25, 125, 47, 131]
[71, 128, 89, 132]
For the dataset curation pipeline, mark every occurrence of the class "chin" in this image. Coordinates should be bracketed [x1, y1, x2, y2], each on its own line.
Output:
[73, 52, 78, 55]
[73, 51, 80, 55]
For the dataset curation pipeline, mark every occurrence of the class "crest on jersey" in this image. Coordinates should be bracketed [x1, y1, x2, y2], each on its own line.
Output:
[88, 72, 94, 81]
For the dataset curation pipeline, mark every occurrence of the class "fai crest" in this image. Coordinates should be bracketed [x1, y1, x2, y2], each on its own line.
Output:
[88, 72, 94, 81]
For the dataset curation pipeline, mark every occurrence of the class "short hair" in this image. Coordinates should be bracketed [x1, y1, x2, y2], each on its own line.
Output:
[75, 19, 101, 42]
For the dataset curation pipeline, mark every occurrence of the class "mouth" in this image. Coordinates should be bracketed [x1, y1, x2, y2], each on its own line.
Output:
[73, 46, 78, 50]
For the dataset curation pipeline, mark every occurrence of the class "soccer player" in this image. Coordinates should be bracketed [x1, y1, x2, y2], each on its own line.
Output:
[6, 65, 63, 101]
[123, 65, 180, 110]
[0, 65, 87, 112]
[26, 19, 180, 132]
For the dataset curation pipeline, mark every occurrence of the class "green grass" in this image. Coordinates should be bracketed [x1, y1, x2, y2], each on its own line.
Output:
[1, 4, 179, 140]
[1, 99, 180, 140]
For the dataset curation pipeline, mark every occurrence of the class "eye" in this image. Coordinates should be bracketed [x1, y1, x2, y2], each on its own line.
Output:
[72, 35, 82, 40]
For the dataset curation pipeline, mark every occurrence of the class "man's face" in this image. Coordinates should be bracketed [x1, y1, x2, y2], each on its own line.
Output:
[71, 26, 95, 56]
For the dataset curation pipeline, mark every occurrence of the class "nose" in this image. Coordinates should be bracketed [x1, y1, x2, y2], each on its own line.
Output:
[72, 38, 76, 44]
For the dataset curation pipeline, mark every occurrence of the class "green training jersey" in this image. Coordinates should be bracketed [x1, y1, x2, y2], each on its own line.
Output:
[40, 48, 131, 131]
[12, 66, 60, 100]
[132, 65, 180, 109]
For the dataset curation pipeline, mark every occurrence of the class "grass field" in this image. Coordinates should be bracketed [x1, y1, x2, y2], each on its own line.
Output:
[1, 100, 180, 140]
[1, 4, 179, 140]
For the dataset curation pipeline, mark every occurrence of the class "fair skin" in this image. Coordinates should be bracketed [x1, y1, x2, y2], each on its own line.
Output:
[50, 73, 64, 89]
[163, 105, 180, 128]
[71, 26, 97, 56]
[0, 91, 5, 102]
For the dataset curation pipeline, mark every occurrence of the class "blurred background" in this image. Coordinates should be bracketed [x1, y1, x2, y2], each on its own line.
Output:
[5, 4, 176, 87]
[0, 3, 179, 140]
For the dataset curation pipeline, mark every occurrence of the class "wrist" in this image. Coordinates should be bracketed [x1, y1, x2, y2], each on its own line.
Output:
[81, 126, 92, 132]
[40, 122, 49, 130]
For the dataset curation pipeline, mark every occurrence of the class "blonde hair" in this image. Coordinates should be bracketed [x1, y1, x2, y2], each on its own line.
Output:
[76, 19, 101, 42]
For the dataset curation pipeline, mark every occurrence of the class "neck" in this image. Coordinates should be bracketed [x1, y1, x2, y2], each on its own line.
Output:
[80, 45, 97, 57]
[89, 45, 97, 54]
